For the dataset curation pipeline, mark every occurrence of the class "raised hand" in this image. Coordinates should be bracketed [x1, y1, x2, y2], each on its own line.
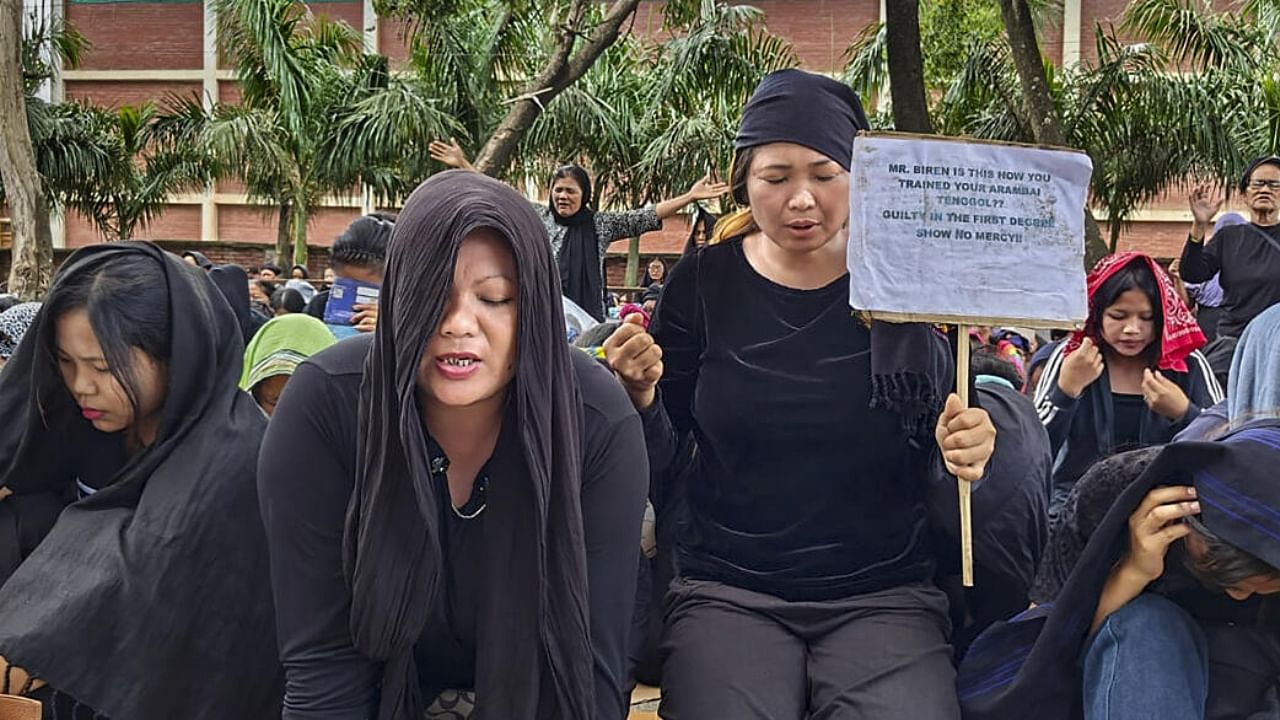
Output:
[1189, 183, 1224, 227]
[429, 139, 473, 171]
[686, 173, 729, 201]
[602, 313, 663, 410]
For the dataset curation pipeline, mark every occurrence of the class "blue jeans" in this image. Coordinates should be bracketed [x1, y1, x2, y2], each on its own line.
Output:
[1083, 593, 1209, 720]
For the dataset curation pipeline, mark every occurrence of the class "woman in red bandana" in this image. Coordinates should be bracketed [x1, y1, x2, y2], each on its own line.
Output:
[1033, 252, 1223, 518]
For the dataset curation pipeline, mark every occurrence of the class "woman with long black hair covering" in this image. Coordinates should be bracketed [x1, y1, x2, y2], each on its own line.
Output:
[0, 242, 281, 719]
[258, 170, 648, 719]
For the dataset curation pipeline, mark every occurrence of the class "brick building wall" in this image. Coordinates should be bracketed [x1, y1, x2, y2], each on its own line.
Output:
[32, 0, 1225, 268]
[0, 241, 333, 286]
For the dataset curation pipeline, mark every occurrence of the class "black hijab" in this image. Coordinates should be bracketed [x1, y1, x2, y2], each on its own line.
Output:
[958, 419, 1280, 720]
[181, 249, 212, 269]
[551, 165, 605, 322]
[344, 170, 593, 719]
[0, 242, 281, 718]
[682, 205, 718, 256]
[209, 263, 267, 344]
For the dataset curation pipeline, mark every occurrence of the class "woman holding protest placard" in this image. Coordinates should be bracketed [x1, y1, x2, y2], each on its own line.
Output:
[604, 69, 997, 719]
[1033, 252, 1222, 516]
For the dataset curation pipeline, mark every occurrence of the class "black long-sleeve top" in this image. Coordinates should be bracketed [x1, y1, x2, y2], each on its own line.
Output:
[257, 335, 648, 719]
[1179, 223, 1280, 338]
[1032, 342, 1223, 512]
[638, 237, 954, 602]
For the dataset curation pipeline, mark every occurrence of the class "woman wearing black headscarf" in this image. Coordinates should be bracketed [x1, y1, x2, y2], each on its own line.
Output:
[605, 69, 998, 718]
[682, 205, 718, 256]
[209, 263, 269, 344]
[258, 170, 648, 720]
[428, 139, 728, 321]
[181, 249, 213, 270]
[0, 242, 281, 719]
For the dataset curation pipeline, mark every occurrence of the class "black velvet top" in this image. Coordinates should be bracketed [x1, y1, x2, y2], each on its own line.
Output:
[639, 237, 952, 602]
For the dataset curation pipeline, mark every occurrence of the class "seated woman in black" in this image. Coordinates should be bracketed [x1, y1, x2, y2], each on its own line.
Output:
[258, 171, 649, 719]
[0, 242, 281, 719]
[1034, 252, 1222, 516]
[605, 69, 998, 719]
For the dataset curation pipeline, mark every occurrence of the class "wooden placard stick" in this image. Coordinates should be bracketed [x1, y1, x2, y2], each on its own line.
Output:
[956, 329, 974, 588]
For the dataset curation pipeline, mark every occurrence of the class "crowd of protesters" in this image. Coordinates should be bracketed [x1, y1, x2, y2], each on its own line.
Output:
[0, 68, 1276, 720]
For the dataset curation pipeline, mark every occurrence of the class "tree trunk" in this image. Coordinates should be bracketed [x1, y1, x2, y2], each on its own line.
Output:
[291, 200, 308, 266]
[0, 0, 54, 300]
[473, 0, 643, 175]
[998, 0, 1109, 265]
[884, 0, 933, 134]
[624, 236, 640, 286]
[275, 201, 291, 265]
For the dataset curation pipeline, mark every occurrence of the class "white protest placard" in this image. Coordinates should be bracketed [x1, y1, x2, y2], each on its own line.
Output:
[847, 132, 1092, 328]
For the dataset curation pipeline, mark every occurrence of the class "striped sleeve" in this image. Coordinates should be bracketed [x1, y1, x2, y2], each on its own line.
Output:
[1033, 342, 1077, 455]
[1186, 349, 1224, 406]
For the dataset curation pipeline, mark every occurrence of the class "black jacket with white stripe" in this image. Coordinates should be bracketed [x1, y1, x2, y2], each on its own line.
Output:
[1032, 341, 1222, 516]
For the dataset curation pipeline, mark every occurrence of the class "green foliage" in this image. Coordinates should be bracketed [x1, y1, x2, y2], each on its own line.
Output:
[919, 0, 1004, 90]
[848, 0, 1280, 252]
[7, 17, 209, 241]
[353, 0, 796, 208]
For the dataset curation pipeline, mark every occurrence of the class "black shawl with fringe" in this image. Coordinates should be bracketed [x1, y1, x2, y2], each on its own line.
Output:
[343, 170, 594, 719]
[0, 241, 281, 719]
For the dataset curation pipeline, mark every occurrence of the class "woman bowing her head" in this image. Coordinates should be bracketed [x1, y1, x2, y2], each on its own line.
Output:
[258, 170, 649, 720]
[605, 69, 997, 719]
[0, 242, 281, 719]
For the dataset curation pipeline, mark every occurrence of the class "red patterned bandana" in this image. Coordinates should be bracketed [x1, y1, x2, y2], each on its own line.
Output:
[1065, 252, 1205, 372]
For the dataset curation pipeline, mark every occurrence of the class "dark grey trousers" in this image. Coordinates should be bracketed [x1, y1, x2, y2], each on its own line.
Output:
[658, 578, 961, 720]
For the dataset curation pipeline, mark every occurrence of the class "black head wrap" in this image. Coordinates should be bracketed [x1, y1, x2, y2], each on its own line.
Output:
[1239, 155, 1280, 192]
[181, 249, 213, 269]
[0, 241, 281, 718]
[682, 205, 719, 256]
[344, 170, 594, 719]
[209, 263, 266, 344]
[734, 68, 870, 175]
[959, 419, 1280, 720]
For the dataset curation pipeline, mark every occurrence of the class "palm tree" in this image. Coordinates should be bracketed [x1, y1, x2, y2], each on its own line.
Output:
[0, 14, 113, 296]
[75, 100, 215, 241]
[375, 0, 649, 176]
[521, 0, 797, 282]
[847, 0, 1268, 254]
[629, 0, 797, 202]
[208, 0, 456, 264]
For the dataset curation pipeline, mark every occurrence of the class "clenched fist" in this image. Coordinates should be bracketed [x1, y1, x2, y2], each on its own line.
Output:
[603, 313, 663, 410]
